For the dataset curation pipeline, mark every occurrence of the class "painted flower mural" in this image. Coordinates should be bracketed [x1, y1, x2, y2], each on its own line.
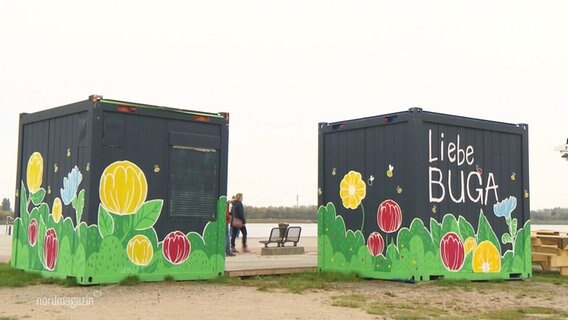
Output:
[367, 232, 385, 257]
[127, 235, 154, 266]
[43, 228, 58, 271]
[339, 171, 366, 210]
[493, 196, 517, 219]
[100, 161, 148, 215]
[60, 166, 83, 205]
[26, 152, 43, 193]
[472, 241, 501, 273]
[162, 231, 191, 265]
[28, 218, 38, 246]
[440, 232, 465, 271]
[377, 199, 402, 233]
[13, 147, 225, 284]
[463, 237, 477, 255]
[52, 197, 63, 223]
[493, 196, 520, 250]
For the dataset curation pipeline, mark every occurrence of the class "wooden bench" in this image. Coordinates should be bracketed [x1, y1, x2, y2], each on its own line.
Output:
[259, 227, 285, 248]
[283, 226, 302, 247]
[532, 230, 568, 276]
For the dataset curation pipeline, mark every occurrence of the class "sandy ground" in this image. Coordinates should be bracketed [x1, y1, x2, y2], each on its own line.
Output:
[1, 276, 568, 319]
[0, 234, 11, 263]
[3, 235, 568, 319]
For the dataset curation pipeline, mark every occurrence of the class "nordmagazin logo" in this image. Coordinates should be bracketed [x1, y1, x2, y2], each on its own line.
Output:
[36, 291, 100, 308]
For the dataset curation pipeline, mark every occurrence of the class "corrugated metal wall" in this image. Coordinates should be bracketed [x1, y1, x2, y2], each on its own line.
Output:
[99, 111, 223, 239]
[20, 111, 89, 225]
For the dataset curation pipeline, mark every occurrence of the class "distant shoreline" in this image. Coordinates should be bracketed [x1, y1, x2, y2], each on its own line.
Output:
[246, 218, 316, 224]
[532, 220, 568, 225]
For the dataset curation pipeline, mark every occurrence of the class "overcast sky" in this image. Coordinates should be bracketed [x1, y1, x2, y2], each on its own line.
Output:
[1, 1, 567, 210]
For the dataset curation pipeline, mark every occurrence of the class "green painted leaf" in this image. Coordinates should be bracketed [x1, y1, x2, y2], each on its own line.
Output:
[501, 233, 512, 244]
[112, 214, 134, 242]
[518, 222, 532, 270]
[502, 251, 514, 272]
[38, 203, 50, 225]
[20, 182, 29, 225]
[461, 252, 473, 273]
[477, 210, 501, 255]
[37, 215, 47, 267]
[441, 214, 459, 236]
[29, 207, 40, 225]
[133, 200, 163, 230]
[30, 187, 46, 206]
[385, 242, 400, 269]
[430, 218, 442, 246]
[514, 225, 529, 257]
[56, 237, 72, 274]
[511, 218, 518, 235]
[458, 216, 475, 241]
[98, 204, 115, 238]
[73, 189, 85, 224]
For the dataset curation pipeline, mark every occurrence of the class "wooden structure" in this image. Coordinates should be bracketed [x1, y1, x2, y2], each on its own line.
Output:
[532, 230, 568, 276]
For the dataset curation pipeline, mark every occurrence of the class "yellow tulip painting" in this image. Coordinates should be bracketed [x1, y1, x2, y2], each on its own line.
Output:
[126, 235, 154, 266]
[463, 237, 477, 255]
[99, 161, 148, 215]
[26, 152, 44, 193]
[52, 197, 62, 223]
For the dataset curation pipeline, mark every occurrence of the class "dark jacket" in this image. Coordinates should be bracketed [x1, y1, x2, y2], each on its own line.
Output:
[225, 200, 232, 224]
[232, 200, 245, 224]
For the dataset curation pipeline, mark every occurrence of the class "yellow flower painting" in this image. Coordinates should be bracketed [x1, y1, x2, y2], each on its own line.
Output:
[52, 197, 62, 223]
[126, 235, 153, 266]
[26, 152, 43, 193]
[472, 241, 501, 273]
[100, 161, 148, 215]
[339, 170, 366, 209]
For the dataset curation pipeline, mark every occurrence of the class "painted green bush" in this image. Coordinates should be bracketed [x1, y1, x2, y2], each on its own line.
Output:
[318, 202, 531, 280]
[12, 156, 225, 284]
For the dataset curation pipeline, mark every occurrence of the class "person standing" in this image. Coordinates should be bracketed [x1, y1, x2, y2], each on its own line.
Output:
[225, 195, 236, 257]
[230, 193, 249, 253]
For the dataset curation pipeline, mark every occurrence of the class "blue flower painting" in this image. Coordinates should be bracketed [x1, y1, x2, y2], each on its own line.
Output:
[60, 166, 83, 205]
[493, 196, 520, 249]
[493, 196, 517, 219]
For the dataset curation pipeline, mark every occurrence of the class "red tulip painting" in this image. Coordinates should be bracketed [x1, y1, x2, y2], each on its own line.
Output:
[377, 199, 402, 233]
[162, 231, 191, 265]
[28, 218, 38, 246]
[440, 232, 465, 271]
[43, 228, 58, 271]
[367, 232, 385, 257]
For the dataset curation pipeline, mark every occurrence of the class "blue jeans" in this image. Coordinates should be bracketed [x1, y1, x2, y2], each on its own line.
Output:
[231, 225, 247, 249]
[226, 224, 231, 255]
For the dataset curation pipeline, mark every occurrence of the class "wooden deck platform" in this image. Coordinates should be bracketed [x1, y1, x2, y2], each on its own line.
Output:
[226, 266, 318, 277]
[225, 250, 318, 277]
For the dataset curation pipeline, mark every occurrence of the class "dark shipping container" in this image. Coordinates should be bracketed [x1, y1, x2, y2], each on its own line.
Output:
[12, 95, 229, 284]
[318, 108, 531, 281]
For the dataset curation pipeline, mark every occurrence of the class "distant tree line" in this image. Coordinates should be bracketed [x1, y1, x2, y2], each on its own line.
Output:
[531, 207, 568, 223]
[243, 205, 568, 224]
[242, 205, 568, 223]
[245, 205, 317, 221]
[1, 198, 10, 212]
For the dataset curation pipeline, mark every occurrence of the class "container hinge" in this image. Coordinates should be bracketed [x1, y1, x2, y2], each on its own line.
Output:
[89, 94, 103, 103]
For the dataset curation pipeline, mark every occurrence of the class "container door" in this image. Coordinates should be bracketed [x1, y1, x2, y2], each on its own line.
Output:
[322, 128, 366, 232]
